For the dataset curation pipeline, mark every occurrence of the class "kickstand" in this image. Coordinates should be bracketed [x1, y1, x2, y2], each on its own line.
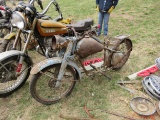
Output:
[90, 63, 111, 80]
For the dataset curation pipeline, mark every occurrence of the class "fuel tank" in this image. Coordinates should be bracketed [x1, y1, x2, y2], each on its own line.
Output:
[36, 19, 68, 36]
[76, 36, 103, 58]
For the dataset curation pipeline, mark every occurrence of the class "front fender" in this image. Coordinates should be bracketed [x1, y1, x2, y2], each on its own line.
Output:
[4, 33, 16, 40]
[0, 50, 33, 66]
[30, 57, 81, 80]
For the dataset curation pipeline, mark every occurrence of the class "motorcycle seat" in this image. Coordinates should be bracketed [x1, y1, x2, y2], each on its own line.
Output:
[66, 18, 94, 32]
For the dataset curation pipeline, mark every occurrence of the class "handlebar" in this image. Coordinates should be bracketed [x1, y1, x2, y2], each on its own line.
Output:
[37, 0, 62, 20]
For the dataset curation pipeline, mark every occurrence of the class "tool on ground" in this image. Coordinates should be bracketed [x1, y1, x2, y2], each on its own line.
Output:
[116, 80, 141, 94]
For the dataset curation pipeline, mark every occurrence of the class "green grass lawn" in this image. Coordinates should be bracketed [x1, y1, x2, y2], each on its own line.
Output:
[0, 0, 160, 120]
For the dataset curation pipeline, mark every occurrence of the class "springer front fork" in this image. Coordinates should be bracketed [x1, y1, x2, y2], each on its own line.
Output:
[55, 39, 74, 87]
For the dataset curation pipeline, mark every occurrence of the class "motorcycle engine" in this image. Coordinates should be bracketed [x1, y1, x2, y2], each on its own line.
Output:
[43, 35, 66, 58]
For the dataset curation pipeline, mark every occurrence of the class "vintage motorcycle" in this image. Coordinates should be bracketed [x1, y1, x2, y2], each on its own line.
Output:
[29, 25, 132, 105]
[0, 5, 13, 39]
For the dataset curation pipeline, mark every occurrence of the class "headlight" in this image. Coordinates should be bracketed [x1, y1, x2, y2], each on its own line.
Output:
[11, 11, 27, 29]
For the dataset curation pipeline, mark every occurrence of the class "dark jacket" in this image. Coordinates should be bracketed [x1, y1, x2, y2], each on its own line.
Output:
[96, 0, 118, 12]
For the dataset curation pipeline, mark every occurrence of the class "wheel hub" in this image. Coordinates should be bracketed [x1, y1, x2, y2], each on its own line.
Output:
[48, 79, 57, 88]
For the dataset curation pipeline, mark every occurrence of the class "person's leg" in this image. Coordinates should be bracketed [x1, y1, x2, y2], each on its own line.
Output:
[97, 12, 104, 36]
[103, 13, 110, 36]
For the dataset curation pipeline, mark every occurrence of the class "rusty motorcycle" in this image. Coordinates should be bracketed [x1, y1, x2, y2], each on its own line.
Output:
[29, 26, 132, 105]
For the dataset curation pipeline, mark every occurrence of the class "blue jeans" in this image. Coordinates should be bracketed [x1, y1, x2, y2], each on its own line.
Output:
[97, 12, 110, 36]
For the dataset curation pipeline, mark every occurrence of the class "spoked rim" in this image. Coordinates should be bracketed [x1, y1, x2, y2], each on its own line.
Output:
[0, 27, 10, 38]
[0, 59, 28, 94]
[111, 39, 132, 69]
[6, 39, 21, 51]
[31, 65, 76, 104]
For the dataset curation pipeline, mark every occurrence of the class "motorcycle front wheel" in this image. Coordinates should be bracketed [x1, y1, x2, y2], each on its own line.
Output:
[0, 56, 31, 97]
[30, 64, 77, 105]
[0, 26, 10, 39]
[0, 37, 22, 52]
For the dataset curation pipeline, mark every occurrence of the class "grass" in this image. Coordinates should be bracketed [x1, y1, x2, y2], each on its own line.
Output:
[0, 0, 160, 120]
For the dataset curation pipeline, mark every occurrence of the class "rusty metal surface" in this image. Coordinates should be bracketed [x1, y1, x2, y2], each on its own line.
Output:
[104, 37, 132, 69]
[104, 37, 121, 67]
[76, 36, 103, 58]
[30, 57, 62, 74]
[30, 57, 82, 80]
[130, 97, 156, 116]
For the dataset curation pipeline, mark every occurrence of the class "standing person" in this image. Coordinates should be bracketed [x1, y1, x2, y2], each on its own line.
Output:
[96, 0, 118, 36]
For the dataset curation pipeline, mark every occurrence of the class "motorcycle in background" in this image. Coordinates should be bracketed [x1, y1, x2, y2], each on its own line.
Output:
[0, 0, 17, 39]
[0, 0, 73, 53]
[0, 0, 44, 49]
[0, 5, 13, 39]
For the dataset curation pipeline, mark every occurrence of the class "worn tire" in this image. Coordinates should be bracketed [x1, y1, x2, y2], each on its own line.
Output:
[0, 38, 22, 53]
[0, 26, 10, 39]
[30, 64, 77, 105]
[110, 39, 132, 70]
[0, 55, 31, 97]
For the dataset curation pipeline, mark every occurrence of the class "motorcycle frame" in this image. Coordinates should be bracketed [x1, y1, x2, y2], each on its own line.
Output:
[32, 33, 132, 81]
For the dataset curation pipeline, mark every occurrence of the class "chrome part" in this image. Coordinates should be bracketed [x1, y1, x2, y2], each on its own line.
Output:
[11, 11, 27, 29]
[37, 0, 62, 19]
[0, 50, 22, 61]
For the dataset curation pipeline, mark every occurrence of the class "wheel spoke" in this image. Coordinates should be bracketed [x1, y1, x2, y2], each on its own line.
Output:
[30, 65, 76, 104]
[0, 57, 29, 95]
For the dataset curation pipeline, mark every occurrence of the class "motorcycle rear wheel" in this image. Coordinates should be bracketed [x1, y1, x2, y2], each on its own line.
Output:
[110, 39, 132, 69]
[0, 56, 31, 97]
[30, 64, 77, 105]
[0, 37, 22, 52]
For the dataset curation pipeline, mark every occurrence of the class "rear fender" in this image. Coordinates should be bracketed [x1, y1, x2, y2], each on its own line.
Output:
[114, 35, 132, 51]
[30, 57, 81, 80]
[0, 50, 33, 66]
[4, 33, 16, 40]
